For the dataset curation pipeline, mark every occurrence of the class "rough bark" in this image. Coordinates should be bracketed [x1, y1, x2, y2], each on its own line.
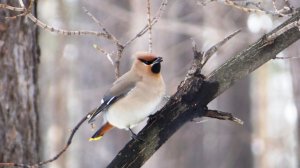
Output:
[107, 9, 300, 168]
[0, 0, 39, 164]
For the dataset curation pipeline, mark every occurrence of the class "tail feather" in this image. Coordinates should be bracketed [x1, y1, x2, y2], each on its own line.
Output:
[89, 130, 103, 141]
[89, 122, 113, 141]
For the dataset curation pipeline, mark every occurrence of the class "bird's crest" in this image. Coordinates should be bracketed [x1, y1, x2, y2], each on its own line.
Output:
[135, 52, 157, 62]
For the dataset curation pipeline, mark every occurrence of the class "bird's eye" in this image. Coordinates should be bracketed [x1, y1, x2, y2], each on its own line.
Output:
[145, 61, 152, 65]
[139, 58, 153, 65]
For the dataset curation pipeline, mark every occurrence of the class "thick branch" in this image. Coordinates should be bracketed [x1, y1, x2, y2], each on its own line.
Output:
[107, 9, 300, 168]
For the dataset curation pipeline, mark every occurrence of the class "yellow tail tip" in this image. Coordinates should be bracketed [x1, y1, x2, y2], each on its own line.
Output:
[89, 136, 102, 141]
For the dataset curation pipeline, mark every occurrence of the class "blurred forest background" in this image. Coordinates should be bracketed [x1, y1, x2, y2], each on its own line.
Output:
[36, 0, 300, 168]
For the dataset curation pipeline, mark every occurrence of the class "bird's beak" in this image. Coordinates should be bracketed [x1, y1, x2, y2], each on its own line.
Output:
[153, 57, 163, 64]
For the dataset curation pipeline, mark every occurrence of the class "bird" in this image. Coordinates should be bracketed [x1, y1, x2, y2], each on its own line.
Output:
[88, 52, 166, 141]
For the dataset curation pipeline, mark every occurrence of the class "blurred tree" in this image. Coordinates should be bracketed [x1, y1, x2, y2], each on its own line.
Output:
[290, 42, 300, 165]
[0, 0, 39, 164]
[289, 1, 300, 166]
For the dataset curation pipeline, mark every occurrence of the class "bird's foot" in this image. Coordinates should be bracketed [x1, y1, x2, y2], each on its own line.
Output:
[129, 128, 144, 142]
[147, 114, 158, 124]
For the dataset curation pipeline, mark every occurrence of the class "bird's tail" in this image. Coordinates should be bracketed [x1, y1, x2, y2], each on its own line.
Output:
[89, 122, 113, 141]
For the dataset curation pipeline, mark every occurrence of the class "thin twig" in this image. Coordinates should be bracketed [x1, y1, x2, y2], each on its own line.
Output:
[272, 0, 279, 14]
[124, 0, 168, 48]
[81, 7, 125, 78]
[5, 0, 35, 19]
[201, 0, 295, 17]
[82, 7, 119, 44]
[276, 56, 300, 59]
[224, 0, 268, 14]
[27, 13, 109, 37]
[266, 19, 300, 41]
[9, 1, 109, 38]
[271, 0, 294, 16]
[202, 29, 241, 67]
[204, 109, 244, 125]
[1, 1, 119, 39]
[93, 44, 115, 66]
[114, 45, 125, 79]
[147, 0, 153, 53]
[82, 7, 125, 78]
[0, 4, 24, 12]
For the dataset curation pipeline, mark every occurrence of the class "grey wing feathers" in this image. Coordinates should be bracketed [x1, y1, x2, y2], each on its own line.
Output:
[87, 96, 116, 123]
[88, 72, 141, 123]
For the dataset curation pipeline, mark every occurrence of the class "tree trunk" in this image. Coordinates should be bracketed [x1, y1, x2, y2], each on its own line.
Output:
[0, 0, 39, 164]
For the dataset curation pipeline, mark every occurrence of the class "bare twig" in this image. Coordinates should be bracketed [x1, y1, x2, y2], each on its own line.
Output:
[190, 29, 241, 71]
[114, 45, 125, 79]
[202, 29, 241, 67]
[82, 7, 125, 78]
[0, 4, 24, 12]
[93, 44, 115, 66]
[276, 56, 300, 59]
[272, 0, 279, 14]
[1, 0, 33, 20]
[82, 7, 119, 44]
[204, 109, 244, 125]
[147, 0, 153, 53]
[6, 1, 108, 38]
[266, 19, 300, 42]
[271, 0, 294, 16]
[224, 0, 267, 14]
[124, 0, 168, 48]
[198, 0, 294, 17]
[0, 1, 119, 40]
[27, 13, 109, 37]
[5, 0, 35, 19]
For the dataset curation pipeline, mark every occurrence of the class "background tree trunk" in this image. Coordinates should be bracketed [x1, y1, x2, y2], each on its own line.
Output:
[287, 1, 300, 167]
[0, 0, 39, 164]
[290, 42, 300, 167]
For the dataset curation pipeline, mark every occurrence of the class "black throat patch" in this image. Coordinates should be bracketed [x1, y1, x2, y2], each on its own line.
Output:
[151, 63, 161, 74]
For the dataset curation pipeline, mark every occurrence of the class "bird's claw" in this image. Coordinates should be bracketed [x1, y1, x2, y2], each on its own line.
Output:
[129, 128, 144, 142]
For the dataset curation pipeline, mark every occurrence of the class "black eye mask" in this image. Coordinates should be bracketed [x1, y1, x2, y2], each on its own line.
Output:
[139, 57, 163, 65]
[138, 58, 155, 65]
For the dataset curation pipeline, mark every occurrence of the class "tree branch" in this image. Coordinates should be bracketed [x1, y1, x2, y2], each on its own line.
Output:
[204, 109, 244, 125]
[107, 8, 300, 168]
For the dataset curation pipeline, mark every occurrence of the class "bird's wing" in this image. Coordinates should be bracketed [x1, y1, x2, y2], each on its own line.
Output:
[88, 72, 141, 123]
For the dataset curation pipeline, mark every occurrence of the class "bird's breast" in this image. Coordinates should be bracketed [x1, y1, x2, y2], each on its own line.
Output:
[105, 78, 165, 129]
